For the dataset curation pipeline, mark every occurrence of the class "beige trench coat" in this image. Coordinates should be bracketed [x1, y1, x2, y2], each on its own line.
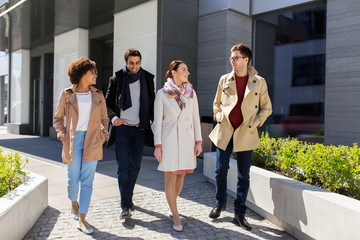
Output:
[53, 85, 109, 164]
[209, 65, 272, 152]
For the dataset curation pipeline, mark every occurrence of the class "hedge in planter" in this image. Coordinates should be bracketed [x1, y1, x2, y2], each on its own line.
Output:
[252, 132, 360, 200]
[0, 147, 28, 197]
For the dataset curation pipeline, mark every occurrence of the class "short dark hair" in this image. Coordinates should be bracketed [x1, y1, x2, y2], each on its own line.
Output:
[166, 60, 185, 78]
[124, 48, 142, 62]
[231, 44, 252, 62]
[67, 57, 97, 85]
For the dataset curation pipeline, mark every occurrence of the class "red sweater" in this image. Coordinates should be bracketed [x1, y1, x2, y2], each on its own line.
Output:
[229, 75, 248, 129]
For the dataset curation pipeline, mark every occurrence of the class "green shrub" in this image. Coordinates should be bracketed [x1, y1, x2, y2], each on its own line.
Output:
[0, 147, 29, 198]
[253, 133, 360, 200]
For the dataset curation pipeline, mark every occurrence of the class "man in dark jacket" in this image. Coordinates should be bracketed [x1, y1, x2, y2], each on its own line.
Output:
[105, 48, 155, 219]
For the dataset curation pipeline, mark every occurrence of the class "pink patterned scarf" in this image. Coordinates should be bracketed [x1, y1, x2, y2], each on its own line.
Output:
[162, 78, 193, 110]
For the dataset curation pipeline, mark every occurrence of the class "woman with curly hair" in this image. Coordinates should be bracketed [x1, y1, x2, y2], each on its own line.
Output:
[53, 57, 109, 234]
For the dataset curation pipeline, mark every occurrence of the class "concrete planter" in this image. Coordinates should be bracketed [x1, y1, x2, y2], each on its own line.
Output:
[0, 171, 48, 240]
[204, 152, 360, 240]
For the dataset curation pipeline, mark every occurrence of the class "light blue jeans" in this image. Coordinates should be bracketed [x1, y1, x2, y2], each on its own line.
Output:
[67, 131, 98, 214]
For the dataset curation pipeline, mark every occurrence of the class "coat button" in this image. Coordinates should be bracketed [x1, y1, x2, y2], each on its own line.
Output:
[253, 80, 256, 83]
[220, 101, 222, 105]
[249, 125, 251, 128]
[255, 106, 258, 108]
[222, 89, 225, 92]
[255, 92, 258, 95]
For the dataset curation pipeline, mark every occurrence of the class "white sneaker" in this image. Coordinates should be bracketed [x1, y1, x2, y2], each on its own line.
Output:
[76, 224, 94, 235]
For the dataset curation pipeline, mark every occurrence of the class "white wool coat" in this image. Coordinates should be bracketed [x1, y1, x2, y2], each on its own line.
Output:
[153, 89, 202, 171]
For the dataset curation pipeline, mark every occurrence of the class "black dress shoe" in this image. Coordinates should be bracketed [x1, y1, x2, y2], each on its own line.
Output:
[233, 215, 252, 231]
[120, 208, 132, 219]
[130, 204, 135, 211]
[209, 205, 226, 219]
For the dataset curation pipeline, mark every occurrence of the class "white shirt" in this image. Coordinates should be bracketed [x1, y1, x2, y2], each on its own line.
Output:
[76, 91, 92, 131]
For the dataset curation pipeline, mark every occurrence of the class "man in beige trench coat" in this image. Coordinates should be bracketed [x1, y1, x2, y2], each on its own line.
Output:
[208, 44, 272, 231]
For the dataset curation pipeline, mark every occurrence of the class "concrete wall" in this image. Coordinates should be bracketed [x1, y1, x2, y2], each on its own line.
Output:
[197, 9, 252, 117]
[251, 0, 321, 15]
[157, 0, 198, 90]
[10, 49, 30, 124]
[53, 28, 89, 116]
[204, 152, 360, 240]
[0, 52, 8, 76]
[324, 0, 360, 146]
[113, 0, 157, 86]
[0, 171, 48, 240]
[199, 0, 250, 16]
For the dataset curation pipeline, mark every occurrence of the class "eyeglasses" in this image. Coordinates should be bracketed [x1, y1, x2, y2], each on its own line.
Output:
[229, 56, 247, 62]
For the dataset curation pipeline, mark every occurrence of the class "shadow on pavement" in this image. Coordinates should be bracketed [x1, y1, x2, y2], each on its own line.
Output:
[124, 206, 257, 239]
[23, 206, 61, 239]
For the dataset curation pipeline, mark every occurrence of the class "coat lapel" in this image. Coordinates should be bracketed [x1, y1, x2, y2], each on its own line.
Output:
[66, 91, 78, 114]
[166, 96, 182, 116]
[89, 86, 102, 120]
[224, 72, 237, 94]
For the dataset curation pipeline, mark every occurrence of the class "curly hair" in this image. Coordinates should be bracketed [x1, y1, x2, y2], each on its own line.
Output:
[67, 57, 97, 84]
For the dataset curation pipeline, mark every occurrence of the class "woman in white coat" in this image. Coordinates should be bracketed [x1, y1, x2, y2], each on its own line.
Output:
[153, 60, 202, 232]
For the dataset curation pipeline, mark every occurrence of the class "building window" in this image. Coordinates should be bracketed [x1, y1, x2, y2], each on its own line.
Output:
[289, 102, 324, 117]
[292, 54, 325, 86]
[254, 4, 326, 136]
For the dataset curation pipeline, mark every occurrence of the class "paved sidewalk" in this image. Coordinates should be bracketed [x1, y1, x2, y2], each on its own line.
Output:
[0, 126, 295, 239]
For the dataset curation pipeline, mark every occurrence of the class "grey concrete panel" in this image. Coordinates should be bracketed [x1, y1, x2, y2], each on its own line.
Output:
[326, 31, 360, 52]
[157, 0, 199, 90]
[160, 0, 198, 49]
[325, 0, 360, 146]
[327, 56, 360, 74]
[54, 0, 89, 35]
[114, 0, 149, 13]
[199, 0, 230, 16]
[10, 0, 31, 51]
[325, 91, 359, 107]
[326, 0, 360, 16]
[324, 136, 360, 146]
[156, 43, 198, 89]
[197, 10, 252, 117]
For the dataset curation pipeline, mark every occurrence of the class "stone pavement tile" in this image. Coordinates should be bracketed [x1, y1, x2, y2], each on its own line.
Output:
[24, 182, 295, 240]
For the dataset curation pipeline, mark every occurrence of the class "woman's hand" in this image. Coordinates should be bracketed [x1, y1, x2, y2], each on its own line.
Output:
[194, 144, 202, 156]
[154, 148, 162, 162]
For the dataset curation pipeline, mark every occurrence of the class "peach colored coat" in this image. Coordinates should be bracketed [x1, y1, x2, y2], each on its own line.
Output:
[53, 85, 109, 164]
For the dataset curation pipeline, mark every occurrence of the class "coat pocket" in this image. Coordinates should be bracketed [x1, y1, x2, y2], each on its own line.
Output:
[248, 116, 260, 134]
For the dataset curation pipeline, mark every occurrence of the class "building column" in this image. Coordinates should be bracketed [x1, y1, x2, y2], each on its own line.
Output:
[113, 0, 157, 86]
[10, 49, 30, 124]
[7, 0, 32, 134]
[324, 0, 360, 145]
[197, 0, 252, 117]
[53, 28, 89, 111]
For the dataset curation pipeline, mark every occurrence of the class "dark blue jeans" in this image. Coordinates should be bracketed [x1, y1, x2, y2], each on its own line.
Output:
[115, 125, 145, 209]
[215, 138, 253, 216]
